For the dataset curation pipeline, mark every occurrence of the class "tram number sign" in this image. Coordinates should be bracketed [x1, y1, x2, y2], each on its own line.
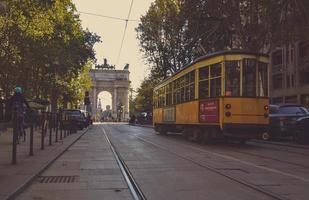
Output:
[199, 100, 219, 123]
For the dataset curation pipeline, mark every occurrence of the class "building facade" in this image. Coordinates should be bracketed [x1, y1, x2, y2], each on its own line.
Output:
[270, 41, 309, 107]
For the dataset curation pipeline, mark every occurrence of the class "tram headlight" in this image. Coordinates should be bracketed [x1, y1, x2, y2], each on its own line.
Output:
[225, 111, 231, 117]
[264, 105, 269, 111]
[225, 104, 231, 109]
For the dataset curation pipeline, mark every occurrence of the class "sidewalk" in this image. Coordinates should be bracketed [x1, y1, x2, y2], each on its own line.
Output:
[0, 126, 88, 200]
[15, 124, 131, 200]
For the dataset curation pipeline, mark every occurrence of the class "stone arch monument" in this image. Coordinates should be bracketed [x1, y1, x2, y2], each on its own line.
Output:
[89, 68, 130, 121]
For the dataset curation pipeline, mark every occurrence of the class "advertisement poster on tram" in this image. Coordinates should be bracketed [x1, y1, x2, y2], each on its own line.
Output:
[199, 100, 219, 123]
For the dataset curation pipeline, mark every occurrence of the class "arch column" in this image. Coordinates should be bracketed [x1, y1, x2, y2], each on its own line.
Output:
[93, 87, 97, 120]
[113, 87, 117, 118]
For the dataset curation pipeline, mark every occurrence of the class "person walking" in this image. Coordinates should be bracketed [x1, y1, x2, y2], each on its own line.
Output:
[8, 87, 30, 142]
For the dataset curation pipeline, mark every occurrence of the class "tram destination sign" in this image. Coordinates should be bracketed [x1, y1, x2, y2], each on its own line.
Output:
[199, 100, 219, 123]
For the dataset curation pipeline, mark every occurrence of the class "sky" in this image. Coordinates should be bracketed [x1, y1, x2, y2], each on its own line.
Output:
[72, 0, 155, 109]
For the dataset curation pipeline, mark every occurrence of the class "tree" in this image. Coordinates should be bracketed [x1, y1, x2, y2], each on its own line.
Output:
[134, 76, 160, 114]
[136, 0, 188, 79]
[0, 0, 100, 111]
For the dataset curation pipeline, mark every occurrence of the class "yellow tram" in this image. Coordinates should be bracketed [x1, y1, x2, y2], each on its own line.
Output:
[153, 50, 269, 142]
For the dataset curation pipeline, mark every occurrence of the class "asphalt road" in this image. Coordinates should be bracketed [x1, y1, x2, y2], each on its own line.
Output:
[16, 123, 309, 200]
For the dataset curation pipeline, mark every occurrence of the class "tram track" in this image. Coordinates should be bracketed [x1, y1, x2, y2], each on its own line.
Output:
[151, 134, 309, 179]
[129, 124, 309, 158]
[100, 125, 146, 200]
[107, 124, 294, 200]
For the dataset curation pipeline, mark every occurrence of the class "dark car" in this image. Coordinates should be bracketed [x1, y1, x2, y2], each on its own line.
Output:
[294, 115, 309, 144]
[62, 109, 87, 131]
[81, 110, 92, 127]
[262, 104, 309, 140]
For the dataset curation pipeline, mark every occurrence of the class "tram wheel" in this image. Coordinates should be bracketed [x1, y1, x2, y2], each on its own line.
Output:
[261, 132, 271, 141]
[157, 126, 167, 135]
[238, 139, 247, 145]
[189, 128, 202, 142]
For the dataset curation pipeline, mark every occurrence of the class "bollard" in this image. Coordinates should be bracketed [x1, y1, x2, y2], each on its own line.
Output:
[64, 114, 67, 138]
[12, 109, 18, 165]
[41, 112, 45, 150]
[55, 113, 58, 142]
[29, 124, 34, 156]
[60, 112, 63, 140]
[49, 113, 52, 146]
[23, 125, 26, 142]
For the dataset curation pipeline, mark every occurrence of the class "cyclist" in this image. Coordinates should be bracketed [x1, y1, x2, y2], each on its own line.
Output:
[8, 87, 30, 142]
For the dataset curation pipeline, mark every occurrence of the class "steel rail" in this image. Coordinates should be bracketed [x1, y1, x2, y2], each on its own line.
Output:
[250, 140, 309, 150]
[135, 135, 289, 200]
[117, 125, 291, 200]
[100, 125, 146, 200]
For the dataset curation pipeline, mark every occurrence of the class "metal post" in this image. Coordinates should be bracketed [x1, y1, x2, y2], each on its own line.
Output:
[29, 124, 34, 156]
[55, 113, 58, 142]
[49, 113, 52, 146]
[41, 112, 45, 150]
[12, 109, 18, 165]
[63, 114, 67, 138]
[23, 125, 26, 142]
[60, 112, 63, 140]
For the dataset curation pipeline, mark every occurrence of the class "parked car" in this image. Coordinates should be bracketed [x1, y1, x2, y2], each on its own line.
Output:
[81, 110, 92, 127]
[62, 109, 87, 131]
[262, 104, 309, 140]
[294, 115, 309, 144]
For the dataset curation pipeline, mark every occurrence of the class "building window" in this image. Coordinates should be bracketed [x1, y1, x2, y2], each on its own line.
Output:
[225, 61, 240, 96]
[286, 75, 290, 88]
[272, 50, 282, 65]
[272, 74, 283, 89]
[272, 97, 283, 104]
[300, 70, 309, 85]
[301, 94, 309, 108]
[300, 42, 309, 58]
[285, 96, 297, 104]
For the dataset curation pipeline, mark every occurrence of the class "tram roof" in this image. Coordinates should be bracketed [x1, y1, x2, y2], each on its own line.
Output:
[154, 50, 269, 89]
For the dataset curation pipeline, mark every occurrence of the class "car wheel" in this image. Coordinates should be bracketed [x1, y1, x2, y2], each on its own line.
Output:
[262, 132, 271, 141]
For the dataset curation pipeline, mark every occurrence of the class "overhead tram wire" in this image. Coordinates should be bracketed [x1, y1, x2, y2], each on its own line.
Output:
[78, 11, 139, 22]
[116, 0, 135, 66]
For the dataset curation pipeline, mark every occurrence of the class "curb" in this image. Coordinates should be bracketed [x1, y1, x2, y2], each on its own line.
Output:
[6, 126, 91, 200]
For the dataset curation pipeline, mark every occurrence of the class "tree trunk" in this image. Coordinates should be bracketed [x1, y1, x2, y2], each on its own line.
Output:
[50, 89, 58, 113]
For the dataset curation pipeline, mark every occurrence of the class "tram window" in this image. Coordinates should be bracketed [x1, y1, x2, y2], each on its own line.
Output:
[243, 59, 257, 96]
[180, 88, 184, 103]
[199, 67, 209, 80]
[189, 84, 195, 100]
[176, 89, 181, 104]
[210, 63, 221, 77]
[184, 86, 189, 101]
[210, 78, 221, 97]
[225, 61, 240, 96]
[199, 80, 209, 99]
[258, 62, 268, 97]
[190, 71, 195, 83]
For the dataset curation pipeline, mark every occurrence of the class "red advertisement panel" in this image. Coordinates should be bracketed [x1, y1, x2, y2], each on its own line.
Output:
[199, 100, 219, 123]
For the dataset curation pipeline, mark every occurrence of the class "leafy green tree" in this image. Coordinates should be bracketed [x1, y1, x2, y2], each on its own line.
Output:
[134, 76, 160, 114]
[0, 0, 100, 112]
[136, 0, 187, 79]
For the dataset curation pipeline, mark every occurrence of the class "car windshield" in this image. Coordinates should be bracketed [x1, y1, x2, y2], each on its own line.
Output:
[278, 106, 309, 114]
[64, 110, 82, 116]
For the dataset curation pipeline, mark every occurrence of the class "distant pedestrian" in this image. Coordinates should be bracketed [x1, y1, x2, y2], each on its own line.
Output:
[8, 87, 30, 141]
